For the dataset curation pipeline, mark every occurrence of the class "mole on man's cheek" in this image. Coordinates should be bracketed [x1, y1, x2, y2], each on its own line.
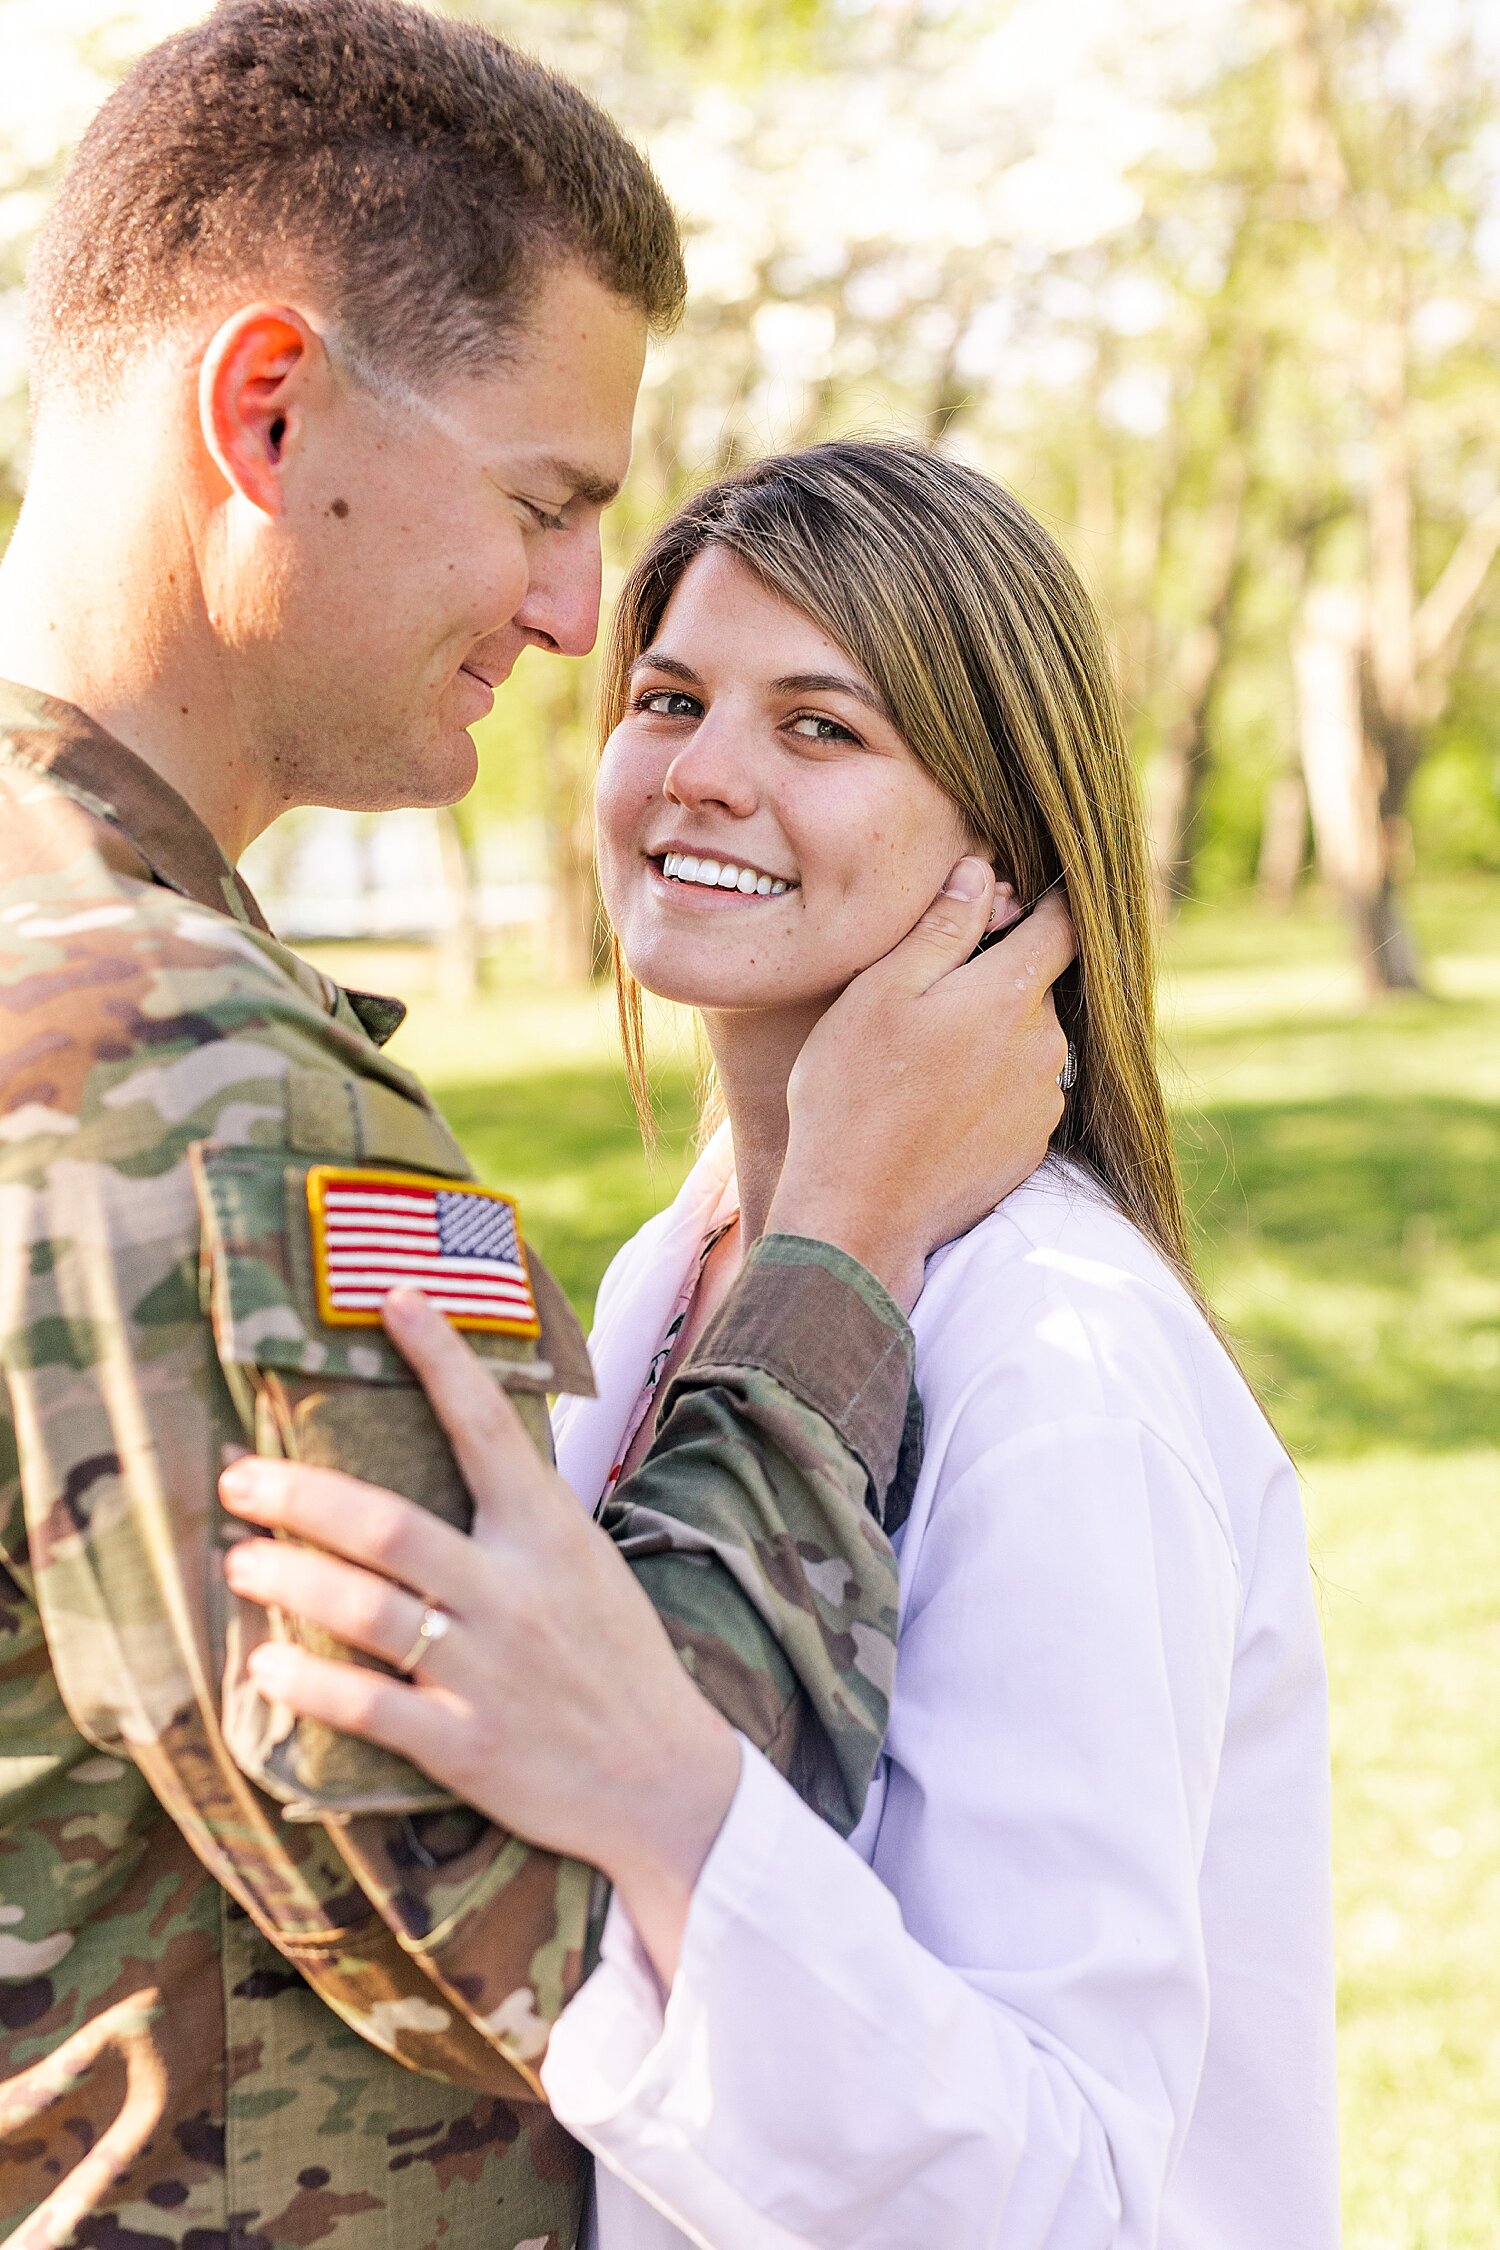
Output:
[330, 498, 350, 520]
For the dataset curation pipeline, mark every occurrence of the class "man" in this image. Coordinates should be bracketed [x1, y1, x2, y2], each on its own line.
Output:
[0, 4, 1071, 2247]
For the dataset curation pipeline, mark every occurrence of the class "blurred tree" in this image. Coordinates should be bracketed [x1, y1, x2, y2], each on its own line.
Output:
[1268, 0, 1500, 989]
[2, 0, 1496, 988]
[433, 803, 482, 1002]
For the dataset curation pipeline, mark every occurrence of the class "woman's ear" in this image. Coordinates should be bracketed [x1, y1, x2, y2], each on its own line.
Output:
[967, 875, 1021, 959]
[982, 869, 1020, 936]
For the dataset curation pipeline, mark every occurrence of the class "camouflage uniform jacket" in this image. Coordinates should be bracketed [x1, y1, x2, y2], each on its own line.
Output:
[0, 684, 917, 2250]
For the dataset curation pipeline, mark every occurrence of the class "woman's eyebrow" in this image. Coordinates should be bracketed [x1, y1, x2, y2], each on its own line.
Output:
[772, 670, 887, 715]
[630, 655, 888, 718]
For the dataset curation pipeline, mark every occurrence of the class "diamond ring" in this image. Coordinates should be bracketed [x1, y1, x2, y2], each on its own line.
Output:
[396, 1602, 451, 1677]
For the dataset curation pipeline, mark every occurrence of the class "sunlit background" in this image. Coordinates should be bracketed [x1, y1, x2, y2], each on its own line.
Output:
[3, 3, 1497, 2241]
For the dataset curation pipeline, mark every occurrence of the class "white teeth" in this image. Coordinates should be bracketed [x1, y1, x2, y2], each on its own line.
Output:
[658, 853, 794, 897]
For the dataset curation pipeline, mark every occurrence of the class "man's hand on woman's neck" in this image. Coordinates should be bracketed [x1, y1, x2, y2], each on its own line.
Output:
[766, 860, 1075, 1312]
[702, 860, 1076, 1314]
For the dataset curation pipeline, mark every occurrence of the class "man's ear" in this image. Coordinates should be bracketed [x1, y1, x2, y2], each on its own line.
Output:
[199, 304, 326, 518]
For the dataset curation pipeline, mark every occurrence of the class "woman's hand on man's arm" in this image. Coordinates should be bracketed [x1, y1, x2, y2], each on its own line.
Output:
[222, 1286, 741, 1987]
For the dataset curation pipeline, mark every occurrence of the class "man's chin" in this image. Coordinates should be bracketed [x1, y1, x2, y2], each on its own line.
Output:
[421, 723, 482, 806]
[350, 725, 480, 813]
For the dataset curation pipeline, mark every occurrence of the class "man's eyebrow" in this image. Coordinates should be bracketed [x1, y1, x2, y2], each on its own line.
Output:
[535, 454, 622, 507]
[772, 670, 888, 716]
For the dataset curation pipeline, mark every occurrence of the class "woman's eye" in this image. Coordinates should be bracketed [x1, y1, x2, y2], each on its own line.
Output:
[635, 689, 702, 718]
[786, 712, 859, 745]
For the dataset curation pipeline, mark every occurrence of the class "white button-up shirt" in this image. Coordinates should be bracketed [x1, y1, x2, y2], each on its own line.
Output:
[545, 1142, 1339, 2250]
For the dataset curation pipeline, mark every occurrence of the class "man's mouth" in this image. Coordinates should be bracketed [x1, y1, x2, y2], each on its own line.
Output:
[654, 849, 796, 898]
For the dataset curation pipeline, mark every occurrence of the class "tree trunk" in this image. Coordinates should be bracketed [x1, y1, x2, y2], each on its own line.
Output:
[540, 672, 610, 985]
[1149, 622, 1222, 908]
[433, 806, 481, 1006]
[1268, 8, 1430, 990]
[1355, 875, 1423, 992]
[549, 810, 610, 985]
[1257, 767, 1309, 910]
[1147, 337, 1261, 908]
[1293, 583, 1423, 994]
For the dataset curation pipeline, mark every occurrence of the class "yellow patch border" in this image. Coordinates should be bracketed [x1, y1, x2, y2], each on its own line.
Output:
[306, 1163, 542, 1339]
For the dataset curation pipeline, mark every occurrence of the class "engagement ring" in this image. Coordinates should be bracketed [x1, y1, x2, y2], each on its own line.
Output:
[396, 1603, 451, 1677]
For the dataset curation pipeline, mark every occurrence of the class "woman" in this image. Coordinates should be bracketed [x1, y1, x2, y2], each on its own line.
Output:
[225, 441, 1338, 2248]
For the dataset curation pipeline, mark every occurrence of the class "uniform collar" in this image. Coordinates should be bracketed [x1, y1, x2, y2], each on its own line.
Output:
[0, 679, 408, 1048]
[0, 676, 272, 933]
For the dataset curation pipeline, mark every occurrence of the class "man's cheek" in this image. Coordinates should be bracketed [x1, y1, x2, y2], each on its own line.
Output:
[473, 528, 531, 636]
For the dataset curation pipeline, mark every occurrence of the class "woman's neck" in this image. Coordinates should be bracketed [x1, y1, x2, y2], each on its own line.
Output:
[701, 1001, 826, 1249]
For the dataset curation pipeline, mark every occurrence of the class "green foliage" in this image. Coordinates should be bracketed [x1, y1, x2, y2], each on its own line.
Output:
[1165, 889, 1500, 1458]
[1316, 1447, 1500, 2249]
[465, 0, 836, 83]
[465, 661, 558, 828]
[1411, 740, 1500, 873]
[629, 0, 832, 80]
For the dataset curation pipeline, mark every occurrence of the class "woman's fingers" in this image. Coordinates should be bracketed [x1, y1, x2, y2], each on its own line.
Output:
[867, 854, 996, 997]
[224, 1534, 439, 1676]
[218, 1453, 468, 1594]
[959, 889, 1075, 1013]
[246, 1637, 442, 1761]
[984, 879, 1021, 935]
[381, 1288, 566, 1533]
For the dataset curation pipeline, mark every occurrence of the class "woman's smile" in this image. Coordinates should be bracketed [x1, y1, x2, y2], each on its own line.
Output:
[650, 847, 797, 900]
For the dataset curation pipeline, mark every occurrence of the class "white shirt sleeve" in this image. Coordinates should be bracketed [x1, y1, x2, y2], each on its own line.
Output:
[543, 1415, 1242, 2250]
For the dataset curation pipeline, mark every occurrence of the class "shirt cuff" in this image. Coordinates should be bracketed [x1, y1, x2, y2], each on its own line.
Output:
[666, 1233, 918, 1528]
[544, 1737, 822, 2250]
[543, 1732, 788, 2126]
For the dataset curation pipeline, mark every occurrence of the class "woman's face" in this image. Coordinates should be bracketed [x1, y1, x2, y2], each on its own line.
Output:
[596, 548, 972, 1018]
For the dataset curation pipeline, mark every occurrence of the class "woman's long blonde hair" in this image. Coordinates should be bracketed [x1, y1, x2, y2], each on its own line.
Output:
[599, 439, 1195, 1296]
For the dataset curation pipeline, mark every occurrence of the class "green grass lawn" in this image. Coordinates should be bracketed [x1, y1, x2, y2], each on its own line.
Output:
[331, 876, 1500, 2249]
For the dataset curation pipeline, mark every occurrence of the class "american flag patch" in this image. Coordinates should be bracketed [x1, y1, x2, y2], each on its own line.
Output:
[306, 1165, 541, 1337]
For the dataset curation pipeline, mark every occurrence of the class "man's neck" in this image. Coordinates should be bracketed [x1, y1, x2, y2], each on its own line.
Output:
[0, 458, 269, 862]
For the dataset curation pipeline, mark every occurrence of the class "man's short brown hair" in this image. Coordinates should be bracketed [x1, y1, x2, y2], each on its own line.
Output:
[27, 0, 685, 401]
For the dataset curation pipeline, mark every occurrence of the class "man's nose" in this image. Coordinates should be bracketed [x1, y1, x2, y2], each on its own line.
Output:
[512, 525, 603, 659]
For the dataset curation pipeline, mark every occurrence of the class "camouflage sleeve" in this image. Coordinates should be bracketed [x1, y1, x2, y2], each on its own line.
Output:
[0, 897, 569, 2101]
[603, 1234, 918, 1833]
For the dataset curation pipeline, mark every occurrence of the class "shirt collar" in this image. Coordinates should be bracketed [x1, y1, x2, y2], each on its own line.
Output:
[0, 677, 272, 932]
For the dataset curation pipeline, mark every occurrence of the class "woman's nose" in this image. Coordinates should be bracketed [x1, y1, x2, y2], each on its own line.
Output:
[664, 709, 759, 819]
